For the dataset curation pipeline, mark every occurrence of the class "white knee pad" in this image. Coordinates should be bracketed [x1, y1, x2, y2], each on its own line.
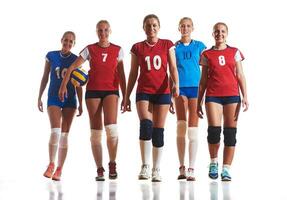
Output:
[49, 128, 61, 145]
[90, 129, 103, 144]
[59, 132, 68, 148]
[177, 120, 187, 138]
[105, 124, 118, 138]
[188, 127, 198, 142]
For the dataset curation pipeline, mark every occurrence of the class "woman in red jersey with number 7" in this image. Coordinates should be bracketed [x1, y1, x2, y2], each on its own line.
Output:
[123, 14, 179, 182]
[197, 22, 249, 181]
[59, 20, 126, 181]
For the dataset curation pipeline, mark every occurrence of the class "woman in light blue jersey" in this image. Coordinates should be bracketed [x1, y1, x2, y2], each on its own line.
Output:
[172, 17, 206, 181]
[38, 31, 83, 181]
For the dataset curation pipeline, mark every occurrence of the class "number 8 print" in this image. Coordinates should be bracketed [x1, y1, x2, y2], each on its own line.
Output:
[145, 55, 162, 70]
[218, 55, 226, 66]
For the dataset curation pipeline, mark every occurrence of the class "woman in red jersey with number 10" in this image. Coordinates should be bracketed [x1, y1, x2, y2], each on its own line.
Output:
[197, 22, 249, 181]
[123, 14, 179, 182]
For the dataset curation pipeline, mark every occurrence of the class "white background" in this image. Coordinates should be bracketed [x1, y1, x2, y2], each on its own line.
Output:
[0, 0, 287, 199]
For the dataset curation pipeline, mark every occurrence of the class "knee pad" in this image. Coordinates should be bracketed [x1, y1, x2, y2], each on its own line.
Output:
[140, 119, 153, 140]
[177, 120, 187, 138]
[49, 128, 61, 145]
[207, 126, 221, 144]
[59, 132, 68, 148]
[105, 124, 118, 138]
[152, 128, 164, 147]
[223, 127, 237, 146]
[188, 127, 198, 142]
[90, 129, 103, 144]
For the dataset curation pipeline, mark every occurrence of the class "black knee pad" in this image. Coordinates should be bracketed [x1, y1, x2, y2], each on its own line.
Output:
[139, 119, 153, 140]
[223, 127, 237, 146]
[152, 128, 164, 147]
[207, 126, 221, 144]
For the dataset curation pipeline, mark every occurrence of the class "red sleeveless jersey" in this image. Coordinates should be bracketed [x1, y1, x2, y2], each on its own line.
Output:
[131, 39, 174, 94]
[81, 43, 122, 91]
[200, 46, 244, 96]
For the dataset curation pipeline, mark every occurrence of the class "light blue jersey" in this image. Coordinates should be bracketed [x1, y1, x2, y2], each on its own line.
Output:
[46, 51, 78, 107]
[175, 40, 206, 87]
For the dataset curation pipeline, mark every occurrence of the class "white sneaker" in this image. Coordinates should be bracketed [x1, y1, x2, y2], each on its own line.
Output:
[186, 168, 195, 181]
[138, 164, 150, 180]
[151, 168, 161, 182]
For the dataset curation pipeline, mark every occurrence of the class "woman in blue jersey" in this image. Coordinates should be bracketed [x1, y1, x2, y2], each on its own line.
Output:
[172, 17, 206, 181]
[38, 31, 83, 181]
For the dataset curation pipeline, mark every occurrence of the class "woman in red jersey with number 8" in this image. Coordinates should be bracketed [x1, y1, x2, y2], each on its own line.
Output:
[197, 22, 249, 181]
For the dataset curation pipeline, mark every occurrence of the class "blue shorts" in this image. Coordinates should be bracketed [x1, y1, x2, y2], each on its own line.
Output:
[205, 96, 241, 105]
[85, 90, 119, 100]
[47, 96, 77, 108]
[179, 87, 198, 99]
[136, 93, 171, 105]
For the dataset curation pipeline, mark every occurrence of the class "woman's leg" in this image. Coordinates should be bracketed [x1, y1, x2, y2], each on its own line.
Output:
[222, 103, 239, 166]
[221, 102, 240, 180]
[205, 102, 223, 160]
[86, 98, 103, 169]
[56, 107, 76, 168]
[186, 98, 199, 180]
[51, 107, 76, 180]
[47, 106, 62, 163]
[102, 95, 119, 163]
[43, 106, 62, 178]
[136, 101, 153, 166]
[152, 104, 169, 170]
[174, 96, 188, 168]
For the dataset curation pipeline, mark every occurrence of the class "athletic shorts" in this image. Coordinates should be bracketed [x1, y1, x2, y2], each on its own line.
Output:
[136, 93, 171, 105]
[85, 90, 119, 100]
[47, 96, 77, 108]
[205, 96, 241, 105]
[179, 87, 198, 99]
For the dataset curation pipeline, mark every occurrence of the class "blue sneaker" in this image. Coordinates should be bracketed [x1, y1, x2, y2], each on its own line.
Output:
[209, 163, 218, 179]
[221, 168, 231, 181]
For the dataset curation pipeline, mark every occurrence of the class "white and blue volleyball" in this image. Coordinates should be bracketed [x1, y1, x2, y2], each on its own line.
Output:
[70, 67, 88, 87]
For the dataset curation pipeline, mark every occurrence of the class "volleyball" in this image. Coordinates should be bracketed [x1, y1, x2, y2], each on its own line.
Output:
[70, 67, 88, 87]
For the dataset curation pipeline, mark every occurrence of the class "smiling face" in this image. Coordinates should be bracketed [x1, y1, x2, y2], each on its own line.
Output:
[143, 17, 160, 40]
[212, 23, 228, 45]
[61, 32, 75, 53]
[179, 18, 194, 37]
[96, 21, 111, 42]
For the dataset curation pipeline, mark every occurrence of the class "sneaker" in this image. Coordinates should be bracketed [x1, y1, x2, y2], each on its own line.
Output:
[96, 167, 105, 181]
[52, 167, 62, 181]
[43, 162, 55, 178]
[209, 163, 218, 179]
[109, 161, 118, 179]
[151, 168, 161, 182]
[177, 166, 186, 180]
[138, 164, 150, 180]
[221, 168, 232, 181]
[186, 168, 195, 181]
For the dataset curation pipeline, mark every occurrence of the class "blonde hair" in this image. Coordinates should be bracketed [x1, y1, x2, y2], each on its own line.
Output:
[179, 17, 194, 27]
[61, 31, 76, 41]
[213, 22, 228, 33]
[96, 20, 110, 29]
[143, 14, 160, 28]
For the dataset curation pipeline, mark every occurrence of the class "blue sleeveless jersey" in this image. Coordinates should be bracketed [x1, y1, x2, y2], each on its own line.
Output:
[46, 51, 77, 99]
[175, 40, 206, 87]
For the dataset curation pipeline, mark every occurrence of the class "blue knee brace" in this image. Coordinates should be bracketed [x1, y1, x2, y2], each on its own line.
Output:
[152, 128, 164, 147]
[207, 126, 221, 144]
[223, 127, 237, 146]
[139, 119, 153, 140]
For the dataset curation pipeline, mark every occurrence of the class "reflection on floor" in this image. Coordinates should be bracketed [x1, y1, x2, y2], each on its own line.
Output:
[0, 175, 285, 200]
[45, 180, 233, 200]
